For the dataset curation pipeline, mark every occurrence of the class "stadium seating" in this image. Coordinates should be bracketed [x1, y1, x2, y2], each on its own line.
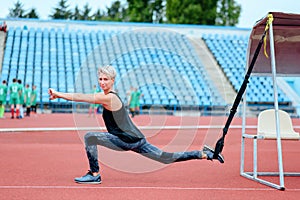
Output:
[1, 26, 225, 109]
[202, 33, 290, 103]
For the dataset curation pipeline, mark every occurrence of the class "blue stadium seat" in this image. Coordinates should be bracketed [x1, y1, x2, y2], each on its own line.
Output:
[203, 33, 290, 104]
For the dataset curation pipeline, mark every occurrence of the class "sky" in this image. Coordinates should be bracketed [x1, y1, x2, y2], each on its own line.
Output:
[0, 0, 300, 28]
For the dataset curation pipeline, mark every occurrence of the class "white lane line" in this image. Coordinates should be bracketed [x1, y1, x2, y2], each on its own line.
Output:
[0, 185, 300, 191]
[0, 125, 259, 132]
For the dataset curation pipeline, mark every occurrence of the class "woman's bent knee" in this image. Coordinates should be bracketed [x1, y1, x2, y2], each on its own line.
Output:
[84, 132, 98, 145]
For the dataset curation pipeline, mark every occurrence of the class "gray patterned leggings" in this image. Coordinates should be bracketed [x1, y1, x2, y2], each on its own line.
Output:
[84, 132, 202, 172]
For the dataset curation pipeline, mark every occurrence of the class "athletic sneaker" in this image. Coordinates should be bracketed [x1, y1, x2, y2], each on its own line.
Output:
[203, 145, 225, 163]
[74, 171, 102, 184]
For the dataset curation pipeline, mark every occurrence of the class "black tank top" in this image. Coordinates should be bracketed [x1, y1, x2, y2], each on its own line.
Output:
[102, 91, 145, 143]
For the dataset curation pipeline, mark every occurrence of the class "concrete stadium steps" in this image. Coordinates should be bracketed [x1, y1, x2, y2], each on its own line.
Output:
[188, 37, 236, 105]
[0, 31, 6, 73]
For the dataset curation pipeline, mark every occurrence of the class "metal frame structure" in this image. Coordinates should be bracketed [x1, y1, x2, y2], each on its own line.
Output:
[240, 13, 300, 190]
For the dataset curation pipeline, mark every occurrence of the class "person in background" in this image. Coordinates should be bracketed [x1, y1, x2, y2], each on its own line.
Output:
[18, 79, 24, 119]
[129, 87, 143, 118]
[126, 86, 134, 109]
[30, 85, 37, 115]
[24, 84, 32, 117]
[9, 78, 20, 119]
[133, 88, 143, 116]
[0, 80, 7, 118]
[129, 88, 136, 117]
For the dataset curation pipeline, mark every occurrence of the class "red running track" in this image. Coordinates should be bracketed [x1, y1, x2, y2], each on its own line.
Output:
[0, 113, 299, 200]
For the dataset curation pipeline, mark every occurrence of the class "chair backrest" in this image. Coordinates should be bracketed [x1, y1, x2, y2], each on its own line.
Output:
[257, 109, 300, 139]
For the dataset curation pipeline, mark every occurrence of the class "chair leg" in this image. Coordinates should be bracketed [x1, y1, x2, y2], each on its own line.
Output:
[253, 138, 257, 179]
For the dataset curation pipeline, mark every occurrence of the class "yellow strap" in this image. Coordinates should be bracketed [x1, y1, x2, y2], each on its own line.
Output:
[263, 14, 274, 58]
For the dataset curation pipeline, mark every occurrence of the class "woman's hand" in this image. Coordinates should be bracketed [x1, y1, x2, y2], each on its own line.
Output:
[48, 88, 58, 100]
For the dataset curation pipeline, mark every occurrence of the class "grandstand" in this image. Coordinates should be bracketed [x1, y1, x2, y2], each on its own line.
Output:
[0, 19, 299, 116]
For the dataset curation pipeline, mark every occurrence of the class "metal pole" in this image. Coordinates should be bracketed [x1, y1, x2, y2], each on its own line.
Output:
[253, 138, 258, 179]
[269, 21, 285, 190]
[240, 92, 247, 175]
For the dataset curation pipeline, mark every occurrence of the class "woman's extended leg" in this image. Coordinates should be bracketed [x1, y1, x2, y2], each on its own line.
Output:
[133, 140, 203, 164]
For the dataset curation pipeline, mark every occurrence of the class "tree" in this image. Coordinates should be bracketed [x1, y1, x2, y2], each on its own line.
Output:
[24, 8, 39, 19]
[93, 9, 104, 21]
[80, 3, 92, 20]
[125, 0, 165, 23]
[49, 0, 72, 19]
[106, 1, 125, 22]
[201, 0, 218, 25]
[216, 0, 241, 26]
[180, 3, 203, 24]
[72, 5, 81, 20]
[126, 0, 152, 22]
[8, 0, 26, 18]
[152, 0, 164, 23]
[166, 0, 240, 25]
[166, 0, 211, 24]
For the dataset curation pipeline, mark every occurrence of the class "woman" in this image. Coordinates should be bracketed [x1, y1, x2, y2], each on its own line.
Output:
[48, 65, 224, 184]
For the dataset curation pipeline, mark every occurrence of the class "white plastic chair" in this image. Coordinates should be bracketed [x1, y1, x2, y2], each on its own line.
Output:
[258, 109, 300, 140]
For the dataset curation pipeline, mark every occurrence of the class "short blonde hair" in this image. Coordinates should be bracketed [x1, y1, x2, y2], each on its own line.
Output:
[98, 65, 117, 80]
